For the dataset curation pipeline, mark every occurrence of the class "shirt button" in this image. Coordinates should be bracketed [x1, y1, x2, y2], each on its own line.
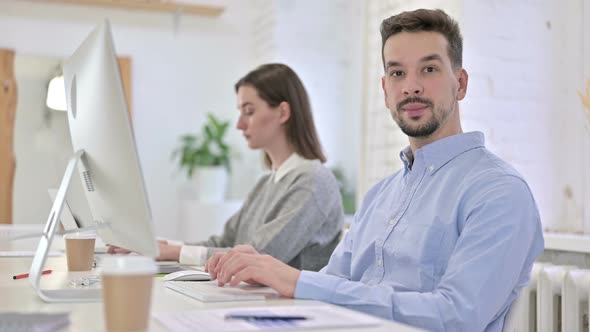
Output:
[429, 165, 434, 171]
[389, 219, 395, 225]
[377, 259, 383, 266]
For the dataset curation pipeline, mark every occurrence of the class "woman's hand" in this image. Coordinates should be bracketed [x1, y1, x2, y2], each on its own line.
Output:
[106, 244, 133, 254]
[107, 240, 181, 261]
[156, 241, 182, 261]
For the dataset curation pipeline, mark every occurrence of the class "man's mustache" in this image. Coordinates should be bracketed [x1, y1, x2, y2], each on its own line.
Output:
[396, 97, 433, 111]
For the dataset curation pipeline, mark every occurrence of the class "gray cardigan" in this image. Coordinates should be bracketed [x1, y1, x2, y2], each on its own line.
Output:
[188, 160, 344, 271]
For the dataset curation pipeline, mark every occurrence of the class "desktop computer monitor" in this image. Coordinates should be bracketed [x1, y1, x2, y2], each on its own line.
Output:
[29, 20, 158, 302]
[62, 20, 157, 257]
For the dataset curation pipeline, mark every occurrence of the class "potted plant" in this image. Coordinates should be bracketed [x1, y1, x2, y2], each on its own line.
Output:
[331, 167, 356, 215]
[172, 113, 231, 202]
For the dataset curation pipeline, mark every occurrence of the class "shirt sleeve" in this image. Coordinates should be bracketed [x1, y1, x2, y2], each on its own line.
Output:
[183, 178, 265, 253]
[295, 176, 544, 331]
[246, 184, 335, 264]
[178, 245, 208, 265]
[187, 188, 329, 264]
[183, 172, 340, 265]
[183, 207, 243, 249]
[317, 212, 356, 278]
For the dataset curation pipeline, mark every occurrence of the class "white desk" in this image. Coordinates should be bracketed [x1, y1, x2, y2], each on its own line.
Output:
[0, 256, 422, 331]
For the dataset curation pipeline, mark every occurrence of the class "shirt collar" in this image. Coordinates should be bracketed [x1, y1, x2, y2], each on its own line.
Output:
[272, 153, 308, 183]
[399, 131, 485, 173]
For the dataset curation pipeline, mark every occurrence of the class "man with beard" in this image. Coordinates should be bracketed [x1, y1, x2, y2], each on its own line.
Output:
[205, 9, 544, 332]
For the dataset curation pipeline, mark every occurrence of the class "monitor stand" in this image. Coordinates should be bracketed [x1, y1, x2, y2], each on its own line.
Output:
[29, 150, 108, 302]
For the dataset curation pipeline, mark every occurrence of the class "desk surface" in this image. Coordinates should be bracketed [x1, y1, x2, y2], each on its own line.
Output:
[0, 256, 422, 332]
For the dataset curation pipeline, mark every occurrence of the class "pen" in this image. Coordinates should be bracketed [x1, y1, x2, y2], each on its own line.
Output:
[12, 269, 52, 280]
[225, 314, 307, 321]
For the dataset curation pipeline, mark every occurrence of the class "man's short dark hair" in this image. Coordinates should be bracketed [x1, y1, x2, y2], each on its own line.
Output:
[380, 9, 463, 69]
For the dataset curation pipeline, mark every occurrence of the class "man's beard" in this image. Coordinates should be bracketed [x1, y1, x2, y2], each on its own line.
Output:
[397, 115, 440, 137]
[393, 97, 450, 138]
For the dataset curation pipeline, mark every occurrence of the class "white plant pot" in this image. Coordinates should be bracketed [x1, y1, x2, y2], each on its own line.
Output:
[192, 166, 228, 203]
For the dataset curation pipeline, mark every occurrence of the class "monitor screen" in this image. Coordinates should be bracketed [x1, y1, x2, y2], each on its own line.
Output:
[62, 20, 158, 257]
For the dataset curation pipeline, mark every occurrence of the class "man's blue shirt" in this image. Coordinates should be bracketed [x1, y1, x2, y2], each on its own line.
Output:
[295, 132, 544, 331]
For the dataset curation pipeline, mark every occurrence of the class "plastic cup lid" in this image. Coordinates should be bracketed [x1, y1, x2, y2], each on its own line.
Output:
[100, 255, 157, 275]
[64, 231, 97, 239]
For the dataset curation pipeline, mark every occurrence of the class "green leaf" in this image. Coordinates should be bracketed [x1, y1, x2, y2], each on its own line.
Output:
[172, 112, 233, 179]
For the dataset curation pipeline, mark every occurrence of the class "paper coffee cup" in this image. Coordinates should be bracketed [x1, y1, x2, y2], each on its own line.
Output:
[64, 232, 96, 271]
[101, 256, 157, 331]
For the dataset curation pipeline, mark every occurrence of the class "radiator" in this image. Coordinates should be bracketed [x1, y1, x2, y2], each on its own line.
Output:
[504, 263, 548, 332]
[563, 269, 590, 331]
[538, 264, 577, 331]
[505, 263, 590, 332]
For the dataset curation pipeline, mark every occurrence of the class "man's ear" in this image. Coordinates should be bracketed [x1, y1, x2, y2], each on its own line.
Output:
[278, 101, 291, 124]
[382, 76, 389, 108]
[456, 68, 468, 101]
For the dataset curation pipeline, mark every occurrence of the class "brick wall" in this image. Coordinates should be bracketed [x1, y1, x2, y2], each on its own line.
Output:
[462, 0, 587, 232]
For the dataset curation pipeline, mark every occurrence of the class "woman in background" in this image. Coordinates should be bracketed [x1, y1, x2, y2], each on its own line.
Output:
[110, 63, 343, 271]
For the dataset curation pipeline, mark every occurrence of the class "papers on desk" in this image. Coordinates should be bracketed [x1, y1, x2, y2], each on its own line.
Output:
[0, 312, 70, 332]
[154, 305, 383, 331]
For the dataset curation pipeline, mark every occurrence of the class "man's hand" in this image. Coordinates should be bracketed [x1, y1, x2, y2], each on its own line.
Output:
[205, 244, 259, 279]
[107, 240, 181, 261]
[206, 245, 301, 298]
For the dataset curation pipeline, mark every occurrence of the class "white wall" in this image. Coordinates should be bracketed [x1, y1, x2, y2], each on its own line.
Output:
[273, 0, 363, 187]
[12, 55, 74, 225]
[584, 0, 590, 235]
[462, 0, 588, 233]
[1, 1, 262, 237]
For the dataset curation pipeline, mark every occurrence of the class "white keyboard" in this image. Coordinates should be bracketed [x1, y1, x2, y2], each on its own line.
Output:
[164, 281, 278, 302]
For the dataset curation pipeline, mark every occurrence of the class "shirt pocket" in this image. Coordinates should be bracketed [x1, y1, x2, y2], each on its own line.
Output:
[389, 219, 446, 291]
